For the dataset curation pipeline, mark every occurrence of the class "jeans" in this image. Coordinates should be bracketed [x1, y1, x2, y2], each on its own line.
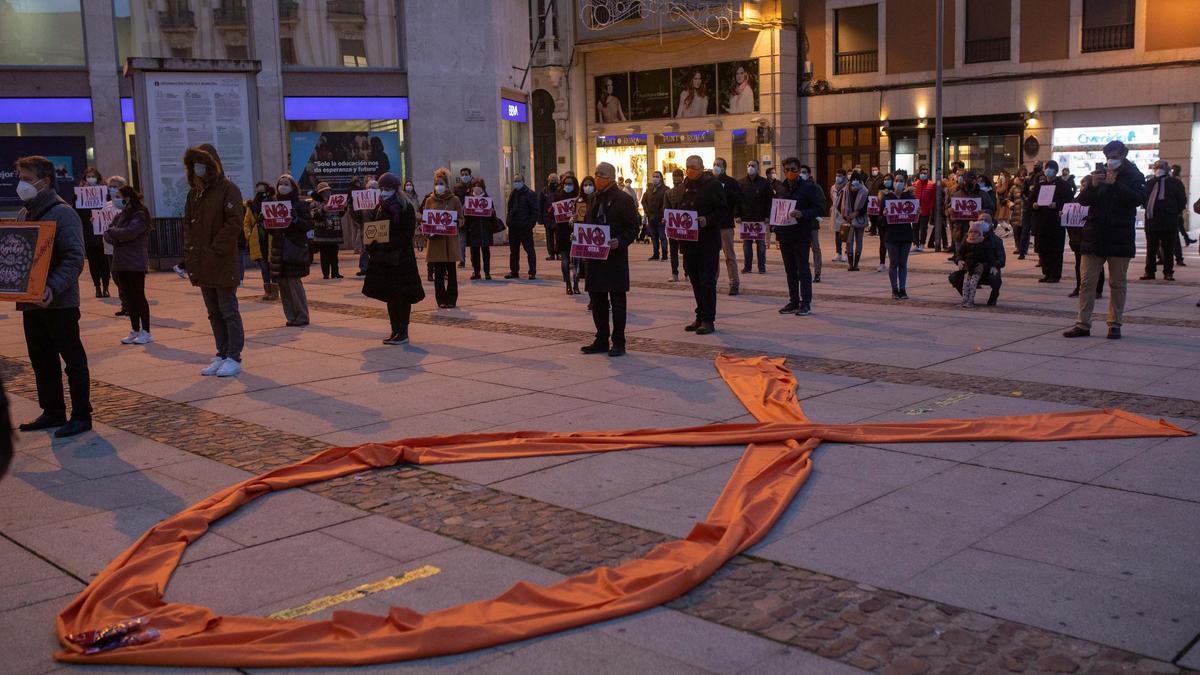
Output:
[387, 299, 411, 335]
[719, 228, 740, 287]
[200, 286, 244, 361]
[317, 244, 340, 277]
[649, 220, 667, 259]
[509, 228, 537, 276]
[682, 242, 720, 322]
[885, 242, 910, 292]
[742, 238, 766, 272]
[778, 238, 813, 306]
[589, 291, 627, 347]
[112, 271, 149, 332]
[433, 261, 458, 306]
[470, 245, 491, 276]
[1075, 255, 1130, 330]
[23, 307, 91, 420]
[276, 277, 309, 326]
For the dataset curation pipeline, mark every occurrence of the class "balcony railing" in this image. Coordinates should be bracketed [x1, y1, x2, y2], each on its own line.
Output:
[158, 9, 196, 30]
[213, 5, 247, 26]
[1082, 23, 1134, 53]
[964, 36, 1010, 64]
[327, 0, 365, 19]
[279, 0, 299, 21]
[834, 49, 877, 75]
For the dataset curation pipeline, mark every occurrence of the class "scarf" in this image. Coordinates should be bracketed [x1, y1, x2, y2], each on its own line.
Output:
[1146, 178, 1165, 220]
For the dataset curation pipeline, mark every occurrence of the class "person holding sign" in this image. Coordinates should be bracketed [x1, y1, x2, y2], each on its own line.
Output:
[13, 155, 92, 438]
[675, 156, 727, 335]
[739, 160, 772, 275]
[463, 179, 496, 280]
[183, 144, 246, 378]
[505, 173, 540, 280]
[773, 158, 827, 316]
[663, 169, 687, 282]
[948, 172, 995, 262]
[641, 170, 669, 262]
[552, 175, 582, 294]
[422, 168, 465, 308]
[362, 173, 425, 345]
[1030, 161, 1072, 283]
[880, 174, 916, 299]
[74, 167, 112, 299]
[579, 162, 639, 357]
[243, 182, 279, 301]
[104, 185, 153, 345]
[1067, 175, 1104, 300]
[267, 174, 313, 329]
[311, 182, 345, 280]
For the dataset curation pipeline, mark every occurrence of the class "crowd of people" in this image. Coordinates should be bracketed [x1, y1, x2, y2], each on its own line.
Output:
[5, 137, 1195, 437]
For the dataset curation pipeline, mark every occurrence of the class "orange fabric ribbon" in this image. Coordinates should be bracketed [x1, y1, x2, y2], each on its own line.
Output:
[55, 355, 1191, 667]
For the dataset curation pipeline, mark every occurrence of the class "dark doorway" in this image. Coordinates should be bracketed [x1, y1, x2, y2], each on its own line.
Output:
[532, 89, 556, 191]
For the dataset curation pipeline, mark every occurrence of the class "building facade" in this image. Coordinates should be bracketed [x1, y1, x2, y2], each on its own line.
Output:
[0, 0, 535, 216]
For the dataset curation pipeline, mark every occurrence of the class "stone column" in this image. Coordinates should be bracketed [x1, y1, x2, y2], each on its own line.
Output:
[82, 0, 127, 178]
[251, 0, 287, 178]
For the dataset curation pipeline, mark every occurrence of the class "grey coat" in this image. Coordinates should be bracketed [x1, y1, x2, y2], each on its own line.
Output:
[103, 208, 151, 272]
[17, 189, 84, 310]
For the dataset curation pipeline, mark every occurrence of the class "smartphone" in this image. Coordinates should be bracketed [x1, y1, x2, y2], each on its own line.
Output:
[1094, 162, 1107, 173]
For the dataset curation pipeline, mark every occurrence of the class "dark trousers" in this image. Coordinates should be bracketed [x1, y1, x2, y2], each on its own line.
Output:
[23, 308, 91, 420]
[682, 243, 720, 322]
[742, 238, 767, 272]
[470, 245, 491, 275]
[1070, 240, 1104, 295]
[927, 216, 947, 249]
[779, 238, 813, 306]
[509, 228, 537, 275]
[1145, 229, 1177, 276]
[317, 244, 340, 277]
[386, 300, 411, 335]
[544, 224, 557, 257]
[1037, 226, 1066, 280]
[257, 260, 272, 285]
[669, 237, 681, 276]
[1017, 213, 1033, 255]
[112, 271, 149, 332]
[650, 221, 668, 259]
[432, 262, 458, 306]
[914, 215, 929, 246]
[200, 286, 244, 362]
[84, 240, 110, 291]
[949, 268, 1002, 303]
[589, 291, 627, 347]
[877, 224, 888, 264]
[885, 242, 911, 292]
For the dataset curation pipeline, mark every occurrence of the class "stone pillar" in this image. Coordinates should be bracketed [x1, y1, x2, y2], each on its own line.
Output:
[82, 0, 127, 178]
[251, 0, 287, 178]
[1159, 103, 1196, 230]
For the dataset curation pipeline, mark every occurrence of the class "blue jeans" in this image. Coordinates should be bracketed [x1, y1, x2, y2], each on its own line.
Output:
[885, 242, 910, 292]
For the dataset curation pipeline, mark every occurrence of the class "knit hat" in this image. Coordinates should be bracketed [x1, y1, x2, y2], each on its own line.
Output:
[377, 172, 400, 190]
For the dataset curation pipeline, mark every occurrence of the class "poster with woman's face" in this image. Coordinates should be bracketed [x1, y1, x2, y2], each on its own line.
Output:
[630, 69, 672, 120]
[718, 60, 759, 115]
[594, 73, 629, 123]
[672, 64, 716, 118]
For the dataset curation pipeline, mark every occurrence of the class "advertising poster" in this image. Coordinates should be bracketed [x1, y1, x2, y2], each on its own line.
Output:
[0, 136, 86, 208]
[717, 60, 759, 114]
[673, 64, 717, 118]
[630, 69, 672, 121]
[144, 72, 254, 217]
[594, 73, 630, 123]
[291, 131, 401, 192]
[596, 135, 648, 191]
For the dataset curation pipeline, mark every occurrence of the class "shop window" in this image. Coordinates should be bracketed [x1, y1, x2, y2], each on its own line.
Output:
[964, 0, 1011, 63]
[280, 36, 298, 65]
[834, 4, 878, 75]
[944, 133, 1019, 177]
[0, 0, 85, 66]
[340, 39, 368, 67]
[1082, 0, 1135, 53]
[893, 137, 918, 176]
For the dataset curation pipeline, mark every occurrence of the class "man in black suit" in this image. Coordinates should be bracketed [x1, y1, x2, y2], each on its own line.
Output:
[580, 162, 640, 357]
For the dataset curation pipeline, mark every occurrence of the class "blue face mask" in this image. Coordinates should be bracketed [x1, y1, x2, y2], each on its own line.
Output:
[380, 190, 396, 199]
[836, 176, 847, 185]
[883, 180, 893, 189]
[513, 181, 524, 190]
[564, 184, 575, 193]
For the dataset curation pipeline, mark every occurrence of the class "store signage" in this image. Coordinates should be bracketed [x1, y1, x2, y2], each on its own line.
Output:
[74, 186, 107, 209]
[0, 136, 86, 207]
[596, 134, 648, 148]
[950, 197, 981, 220]
[738, 221, 766, 241]
[1051, 125, 1159, 148]
[421, 209, 459, 236]
[500, 98, 528, 123]
[769, 199, 796, 226]
[885, 199, 920, 224]
[464, 196, 494, 217]
[571, 223, 611, 260]
[91, 207, 119, 236]
[0, 98, 92, 124]
[664, 209, 699, 240]
[284, 97, 408, 121]
[654, 131, 716, 146]
[262, 201, 293, 230]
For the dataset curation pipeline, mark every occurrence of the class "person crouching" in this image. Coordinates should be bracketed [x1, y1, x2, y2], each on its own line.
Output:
[950, 216, 1005, 308]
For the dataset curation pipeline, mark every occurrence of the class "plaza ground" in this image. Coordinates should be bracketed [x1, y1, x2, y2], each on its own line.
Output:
[1, 228, 1198, 674]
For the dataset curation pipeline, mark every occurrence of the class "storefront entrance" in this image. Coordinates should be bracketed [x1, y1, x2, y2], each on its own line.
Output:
[654, 130, 715, 178]
[816, 123, 878, 183]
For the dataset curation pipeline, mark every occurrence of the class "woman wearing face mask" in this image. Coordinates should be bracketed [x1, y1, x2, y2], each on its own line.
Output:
[243, 182, 277, 301]
[363, 173, 424, 345]
[103, 185, 153, 344]
[103, 176, 130, 316]
[1006, 175, 1025, 255]
[348, 176, 374, 276]
[422, 168, 464, 308]
[463, 178, 495, 280]
[269, 174, 313, 327]
[402, 180, 420, 209]
[840, 172, 869, 271]
[310, 182, 344, 280]
[555, 174, 582, 294]
[76, 167, 112, 298]
[882, 174, 915, 299]
[576, 176, 597, 299]
[875, 173, 894, 272]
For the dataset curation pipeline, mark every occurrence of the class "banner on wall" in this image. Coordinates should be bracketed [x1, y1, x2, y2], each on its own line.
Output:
[290, 131, 401, 192]
[597, 59, 759, 123]
[0, 136, 87, 208]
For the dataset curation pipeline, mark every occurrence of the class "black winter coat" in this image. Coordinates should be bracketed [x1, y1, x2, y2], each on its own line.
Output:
[1029, 178, 1074, 231]
[1143, 175, 1187, 232]
[268, 199, 313, 279]
[583, 184, 639, 294]
[714, 173, 742, 229]
[506, 186, 540, 232]
[738, 175, 773, 222]
[959, 233, 1006, 270]
[539, 184, 560, 227]
[362, 195, 425, 304]
[640, 182, 669, 225]
[1077, 161, 1146, 258]
[674, 172, 727, 251]
[773, 178, 826, 244]
[881, 189, 915, 244]
[463, 192, 495, 247]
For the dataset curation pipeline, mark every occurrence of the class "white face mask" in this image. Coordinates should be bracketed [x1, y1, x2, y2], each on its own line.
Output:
[434, 184, 447, 194]
[16, 180, 39, 202]
[651, 176, 661, 185]
[1106, 158, 1122, 170]
[713, 165, 724, 176]
[747, 166, 757, 176]
[193, 164, 207, 177]
[1044, 168, 1056, 177]
[85, 176, 98, 186]
[870, 170, 879, 177]
[583, 185, 595, 195]
[277, 184, 292, 195]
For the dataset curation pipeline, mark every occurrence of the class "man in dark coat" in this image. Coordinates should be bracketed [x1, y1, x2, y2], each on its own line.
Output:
[739, 160, 773, 274]
[676, 155, 728, 334]
[641, 170, 669, 261]
[505, 173, 540, 280]
[1029, 160, 1073, 283]
[774, 158, 826, 316]
[1140, 159, 1186, 281]
[1064, 140, 1147, 340]
[539, 172, 560, 261]
[580, 162, 639, 357]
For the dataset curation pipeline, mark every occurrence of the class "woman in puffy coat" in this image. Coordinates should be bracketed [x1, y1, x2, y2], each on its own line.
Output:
[463, 178, 495, 280]
[269, 174, 313, 327]
[363, 172, 425, 344]
[103, 184, 153, 344]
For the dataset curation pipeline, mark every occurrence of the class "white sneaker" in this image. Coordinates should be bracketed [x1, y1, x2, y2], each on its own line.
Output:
[877, 263, 886, 272]
[216, 359, 242, 377]
[133, 331, 153, 345]
[121, 331, 139, 345]
[201, 357, 225, 376]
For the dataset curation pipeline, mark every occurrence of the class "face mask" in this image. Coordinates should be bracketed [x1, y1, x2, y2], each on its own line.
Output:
[895, 183, 905, 192]
[405, 185, 414, 193]
[835, 176, 846, 185]
[1044, 168, 1056, 177]
[883, 180, 893, 189]
[193, 164, 207, 177]
[712, 166, 724, 176]
[109, 187, 121, 198]
[86, 176, 98, 186]
[870, 170, 879, 177]
[461, 175, 471, 183]
[256, 189, 269, 197]
[434, 184, 447, 194]
[472, 188, 483, 197]
[919, 173, 928, 180]
[798, 172, 809, 181]
[651, 177, 661, 185]
[746, 166, 757, 176]
[980, 185, 991, 192]
[583, 185, 595, 195]
[16, 180, 39, 202]
[277, 184, 292, 195]
[851, 180, 863, 189]
[381, 189, 396, 199]
[685, 168, 701, 181]
[1106, 158, 1122, 170]
[112, 197, 126, 209]
[564, 184, 575, 193]
[513, 181, 524, 190]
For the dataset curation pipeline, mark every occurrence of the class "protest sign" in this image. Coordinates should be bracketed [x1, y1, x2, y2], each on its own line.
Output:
[261, 200, 293, 230]
[950, 196, 981, 220]
[362, 219, 390, 245]
[74, 186, 106, 209]
[884, 198, 920, 224]
[1061, 203, 1088, 228]
[739, 221, 766, 241]
[90, 207, 120, 236]
[664, 209, 699, 241]
[1037, 184, 1056, 207]
[352, 189, 379, 211]
[552, 199, 576, 224]
[324, 193, 348, 213]
[0, 221, 57, 302]
[464, 196, 493, 217]
[421, 209, 459, 236]
[570, 223, 611, 260]
[867, 196, 880, 216]
[769, 199, 797, 226]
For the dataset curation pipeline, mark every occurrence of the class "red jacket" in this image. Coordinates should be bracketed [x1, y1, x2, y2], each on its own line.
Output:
[912, 179, 937, 216]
